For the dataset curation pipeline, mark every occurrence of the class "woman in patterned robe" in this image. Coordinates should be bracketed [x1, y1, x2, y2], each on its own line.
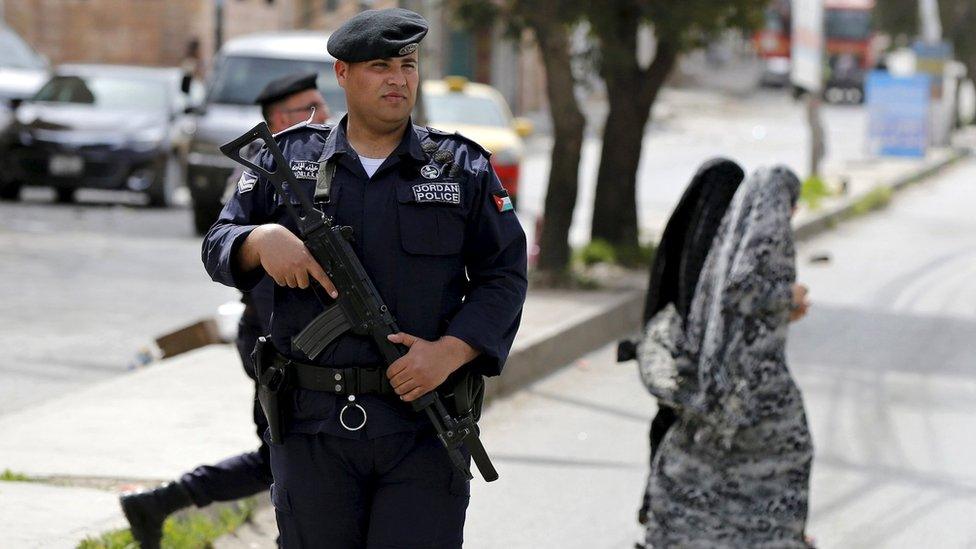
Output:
[635, 158, 745, 524]
[638, 166, 814, 548]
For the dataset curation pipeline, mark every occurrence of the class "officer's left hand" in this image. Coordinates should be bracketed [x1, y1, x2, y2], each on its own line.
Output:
[386, 333, 478, 402]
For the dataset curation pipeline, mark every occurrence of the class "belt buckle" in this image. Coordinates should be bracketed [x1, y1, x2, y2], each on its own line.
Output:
[339, 394, 367, 431]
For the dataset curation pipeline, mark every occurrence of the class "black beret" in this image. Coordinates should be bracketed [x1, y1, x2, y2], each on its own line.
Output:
[254, 72, 318, 106]
[327, 8, 428, 63]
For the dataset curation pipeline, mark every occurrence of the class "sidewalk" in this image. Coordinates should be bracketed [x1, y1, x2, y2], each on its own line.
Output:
[0, 287, 644, 548]
[0, 140, 970, 548]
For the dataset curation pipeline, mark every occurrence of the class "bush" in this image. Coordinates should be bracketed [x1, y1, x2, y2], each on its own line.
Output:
[851, 186, 893, 216]
[0, 469, 30, 482]
[615, 242, 656, 268]
[576, 239, 617, 266]
[800, 175, 832, 210]
[574, 239, 656, 269]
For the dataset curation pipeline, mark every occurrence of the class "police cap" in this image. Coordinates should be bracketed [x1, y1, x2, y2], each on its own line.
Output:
[254, 72, 318, 107]
[327, 8, 428, 63]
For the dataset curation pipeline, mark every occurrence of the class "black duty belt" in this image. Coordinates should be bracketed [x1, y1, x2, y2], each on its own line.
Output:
[272, 354, 396, 398]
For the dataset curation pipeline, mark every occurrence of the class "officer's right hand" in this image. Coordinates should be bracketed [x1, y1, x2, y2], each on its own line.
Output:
[248, 224, 338, 296]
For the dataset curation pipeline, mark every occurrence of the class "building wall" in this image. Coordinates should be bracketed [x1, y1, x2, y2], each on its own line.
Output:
[2, 0, 546, 116]
[3, 0, 299, 70]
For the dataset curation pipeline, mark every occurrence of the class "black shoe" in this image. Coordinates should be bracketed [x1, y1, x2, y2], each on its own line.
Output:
[119, 481, 192, 549]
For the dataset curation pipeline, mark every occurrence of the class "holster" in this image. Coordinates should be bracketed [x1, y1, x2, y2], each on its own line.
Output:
[252, 336, 290, 444]
[443, 369, 486, 423]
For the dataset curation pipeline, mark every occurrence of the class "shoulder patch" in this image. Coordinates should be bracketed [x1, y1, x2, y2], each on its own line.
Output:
[491, 188, 514, 213]
[237, 171, 257, 194]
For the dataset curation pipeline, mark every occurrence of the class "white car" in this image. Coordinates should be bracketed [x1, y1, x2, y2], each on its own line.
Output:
[185, 31, 341, 234]
[0, 25, 49, 106]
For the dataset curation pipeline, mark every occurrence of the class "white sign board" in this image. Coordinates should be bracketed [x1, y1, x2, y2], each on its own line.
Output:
[791, 0, 824, 92]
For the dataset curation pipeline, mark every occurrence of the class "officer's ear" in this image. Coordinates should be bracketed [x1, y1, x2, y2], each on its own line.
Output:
[335, 60, 348, 89]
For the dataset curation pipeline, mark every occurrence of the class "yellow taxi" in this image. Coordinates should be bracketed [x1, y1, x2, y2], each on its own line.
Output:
[422, 76, 533, 203]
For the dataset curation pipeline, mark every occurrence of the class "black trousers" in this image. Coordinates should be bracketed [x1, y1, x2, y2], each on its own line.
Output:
[649, 405, 678, 459]
[179, 310, 273, 507]
[639, 405, 678, 522]
[269, 429, 470, 549]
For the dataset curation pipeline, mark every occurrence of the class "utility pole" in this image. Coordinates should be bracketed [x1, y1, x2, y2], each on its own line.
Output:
[919, 0, 942, 44]
[791, 0, 826, 179]
[214, 0, 225, 54]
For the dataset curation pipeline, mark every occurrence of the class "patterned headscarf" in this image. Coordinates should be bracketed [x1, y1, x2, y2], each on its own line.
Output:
[681, 165, 801, 441]
[642, 158, 744, 325]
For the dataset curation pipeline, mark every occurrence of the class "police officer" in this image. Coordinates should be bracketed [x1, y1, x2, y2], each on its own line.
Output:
[119, 73, 329, 549]
[201, 8, 527, 548]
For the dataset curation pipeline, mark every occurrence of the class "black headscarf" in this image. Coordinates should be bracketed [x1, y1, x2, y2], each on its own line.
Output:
[642, 158, 745, 324]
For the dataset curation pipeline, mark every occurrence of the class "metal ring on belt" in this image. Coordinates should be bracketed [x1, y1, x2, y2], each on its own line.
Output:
[339, 395, 367, 431]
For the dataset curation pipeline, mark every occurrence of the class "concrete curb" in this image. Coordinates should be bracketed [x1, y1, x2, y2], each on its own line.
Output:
[794, 148, 971, 242]
[486, 290, 644, 403]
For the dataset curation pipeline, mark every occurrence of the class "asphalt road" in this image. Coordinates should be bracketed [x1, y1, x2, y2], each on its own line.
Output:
[2, 88, 842, 417]
[0, 188, 238, 414]
[465, 158, 976, 548]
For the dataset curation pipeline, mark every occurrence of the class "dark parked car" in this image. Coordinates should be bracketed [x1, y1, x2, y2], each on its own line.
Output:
[0, 64, 192, 206]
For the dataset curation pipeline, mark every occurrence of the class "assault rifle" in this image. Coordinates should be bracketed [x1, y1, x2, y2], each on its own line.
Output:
[220, 122, 497, 482]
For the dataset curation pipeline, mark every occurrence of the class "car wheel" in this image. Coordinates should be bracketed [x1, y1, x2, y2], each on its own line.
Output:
[0, 181, 21, 201]
[55, 187, 75, 204]
[146, 154, 180, 208]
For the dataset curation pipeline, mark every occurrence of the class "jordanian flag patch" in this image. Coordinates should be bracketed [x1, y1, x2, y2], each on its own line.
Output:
[492, 189, 514, 213]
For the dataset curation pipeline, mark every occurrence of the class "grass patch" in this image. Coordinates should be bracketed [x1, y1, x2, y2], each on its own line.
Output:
[574, 239, 656, 268]
[615, 243, 656, 268]
[78, 499, 256, 549]
[1, 469, 31, 482]
[576, 239, 617, 267]
[800, 175, 833, 210]
[851, 186, 893, 216]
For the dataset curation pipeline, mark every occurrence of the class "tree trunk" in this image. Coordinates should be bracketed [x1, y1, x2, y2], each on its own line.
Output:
[967, 59, 976, 127]
[532, 19, 586, 282]
[590, 34, 677, 251]
[806, 94, 826, 177]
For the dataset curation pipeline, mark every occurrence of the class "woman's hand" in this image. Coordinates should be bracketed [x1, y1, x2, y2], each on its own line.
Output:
[790, 283, 810, 322]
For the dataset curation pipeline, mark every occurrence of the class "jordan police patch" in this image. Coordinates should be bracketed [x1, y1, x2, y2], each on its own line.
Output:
[290, 160, 320, 180]
[413, 182, 460, 205]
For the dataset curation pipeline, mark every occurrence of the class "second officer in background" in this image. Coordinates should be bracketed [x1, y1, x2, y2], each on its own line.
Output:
[120, 72, 329, 549]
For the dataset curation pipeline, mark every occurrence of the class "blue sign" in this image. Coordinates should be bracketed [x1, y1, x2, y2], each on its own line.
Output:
[866, 71, 931, 158]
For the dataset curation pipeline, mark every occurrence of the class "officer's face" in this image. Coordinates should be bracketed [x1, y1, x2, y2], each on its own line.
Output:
[268, 89, 330, 132]
[336, 52, 419, 126]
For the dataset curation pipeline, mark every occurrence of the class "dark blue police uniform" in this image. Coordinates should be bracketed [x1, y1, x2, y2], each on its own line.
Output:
[202, 115, 527, 548]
